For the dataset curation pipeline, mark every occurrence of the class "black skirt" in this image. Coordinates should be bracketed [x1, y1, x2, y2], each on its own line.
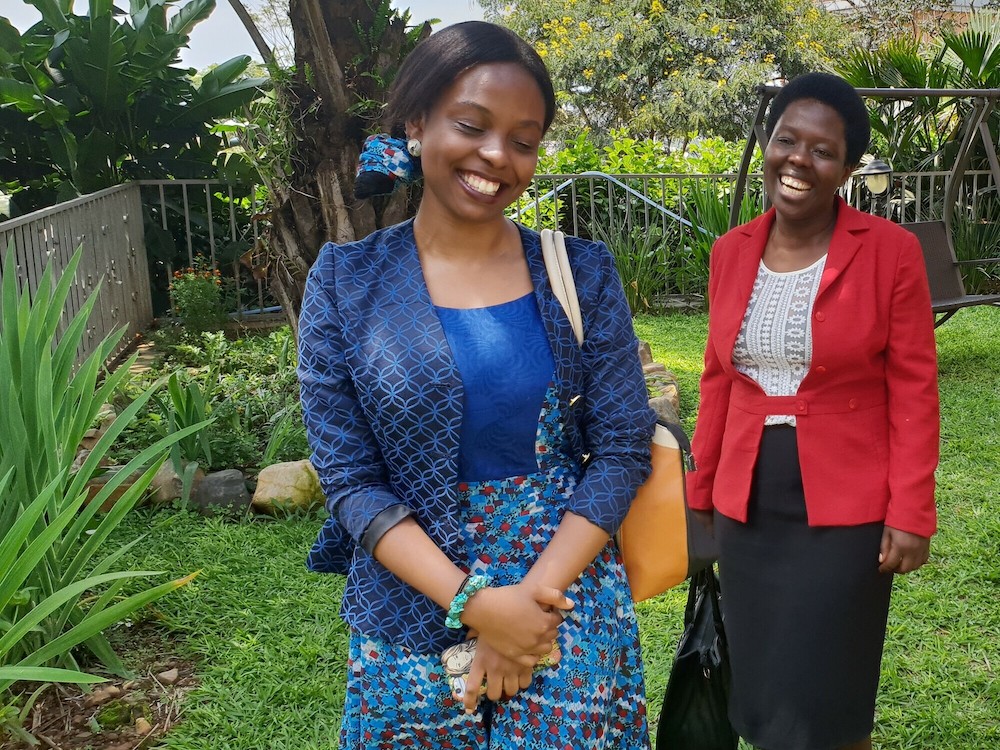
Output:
[715, 425, 893, 750]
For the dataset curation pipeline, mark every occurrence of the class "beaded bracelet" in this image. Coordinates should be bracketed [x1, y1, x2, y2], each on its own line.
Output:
[445, 574, 490, 629]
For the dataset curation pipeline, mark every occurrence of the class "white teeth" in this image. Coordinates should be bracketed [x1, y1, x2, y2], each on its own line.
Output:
[461, 172, 500, 196]
[780, 175, 811, 191]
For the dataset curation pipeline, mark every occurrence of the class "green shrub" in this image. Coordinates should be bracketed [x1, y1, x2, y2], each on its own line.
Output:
[169, 261, 228, 336]
[679, 180, 762, 295]
[109, 329, 305, 474]
[952, 194, 1000, 295]
[0, 245, 201, 742]
[592, 218, 669, 314]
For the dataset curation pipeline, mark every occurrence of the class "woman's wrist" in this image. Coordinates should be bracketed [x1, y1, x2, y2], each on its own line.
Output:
[445, 574, 491, 629]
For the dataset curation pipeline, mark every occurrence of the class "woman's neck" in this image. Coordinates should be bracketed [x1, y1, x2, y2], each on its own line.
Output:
[771, 200, 839, 249]
[412, 211, 532, 308]
[764, 201, 839, 272]
[412, 211, 517, 262]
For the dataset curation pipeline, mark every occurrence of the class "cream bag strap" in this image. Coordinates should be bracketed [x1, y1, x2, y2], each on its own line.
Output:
[540, 229, 584, 346]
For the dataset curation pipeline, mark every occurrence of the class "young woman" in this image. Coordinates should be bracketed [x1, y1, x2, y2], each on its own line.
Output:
[298, 22, 655, 749]
[687, 73, 939, 750]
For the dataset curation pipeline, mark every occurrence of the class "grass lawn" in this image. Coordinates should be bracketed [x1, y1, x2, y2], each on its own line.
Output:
[108, 307, 999, 749]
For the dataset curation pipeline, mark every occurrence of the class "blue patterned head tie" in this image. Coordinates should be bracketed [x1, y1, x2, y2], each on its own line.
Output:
[354, 133, 421, 199]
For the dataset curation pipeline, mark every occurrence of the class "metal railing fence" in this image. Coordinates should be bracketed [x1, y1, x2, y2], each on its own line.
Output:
[514, 169, 998, 238]
[139, 179, 271, 317]
[0, 184, 152, 366]
[1, 168, 994, 360]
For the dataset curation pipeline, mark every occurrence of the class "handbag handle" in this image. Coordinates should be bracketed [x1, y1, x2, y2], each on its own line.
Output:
[540, 228, 584, 345]
[686, 568, 727, 641]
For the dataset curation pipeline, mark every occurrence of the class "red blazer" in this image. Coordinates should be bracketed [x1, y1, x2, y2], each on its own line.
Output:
[687, 199, 939, 538]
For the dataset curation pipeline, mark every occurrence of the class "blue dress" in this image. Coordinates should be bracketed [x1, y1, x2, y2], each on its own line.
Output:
[338, 293, 649, 749]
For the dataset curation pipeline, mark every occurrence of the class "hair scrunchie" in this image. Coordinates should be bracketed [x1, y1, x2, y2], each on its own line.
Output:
[354, 133, 422, 199]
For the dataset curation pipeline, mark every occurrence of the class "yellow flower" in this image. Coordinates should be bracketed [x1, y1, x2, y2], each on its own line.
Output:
[583, 68, 594, 79]
[618, 73, 628, 81]
[579, 20, 592, 34]
[651, 0, 665, 14]
[717, 78, 727, 87]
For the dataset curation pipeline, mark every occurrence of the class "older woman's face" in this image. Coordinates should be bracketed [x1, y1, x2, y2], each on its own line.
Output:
[764, 98, 854, 226]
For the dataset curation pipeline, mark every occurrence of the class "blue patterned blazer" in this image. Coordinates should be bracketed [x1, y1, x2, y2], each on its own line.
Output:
[298, 220, 655, 653]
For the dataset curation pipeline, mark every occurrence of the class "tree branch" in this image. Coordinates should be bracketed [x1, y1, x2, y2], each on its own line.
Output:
[226, 0, 275, 65]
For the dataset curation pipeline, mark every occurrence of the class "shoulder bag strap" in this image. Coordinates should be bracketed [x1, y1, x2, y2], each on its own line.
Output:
[540, 228, 584, 346]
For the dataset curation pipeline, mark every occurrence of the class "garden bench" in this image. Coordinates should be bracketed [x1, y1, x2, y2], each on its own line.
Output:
[899, 220, 1000, 327]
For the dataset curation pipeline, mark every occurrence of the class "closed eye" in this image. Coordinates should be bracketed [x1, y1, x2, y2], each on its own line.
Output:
[456, 121, 483, 134]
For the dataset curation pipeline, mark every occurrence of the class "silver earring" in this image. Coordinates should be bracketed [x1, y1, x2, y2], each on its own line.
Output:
[406, 138, 422, 157]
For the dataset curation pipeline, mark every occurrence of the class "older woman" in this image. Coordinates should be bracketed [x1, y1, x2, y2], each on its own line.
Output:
[687, 72, 939, 750]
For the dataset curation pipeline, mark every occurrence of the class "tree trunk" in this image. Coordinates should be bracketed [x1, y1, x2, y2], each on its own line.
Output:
[266, 0, 426, 335]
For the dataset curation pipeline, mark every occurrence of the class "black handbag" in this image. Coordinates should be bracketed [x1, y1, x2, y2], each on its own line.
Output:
[656, 567, 739, 750]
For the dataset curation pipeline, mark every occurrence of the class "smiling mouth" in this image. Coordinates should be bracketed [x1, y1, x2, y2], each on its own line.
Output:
[779, 175, 811, 193]
[460, 172, 501, 196]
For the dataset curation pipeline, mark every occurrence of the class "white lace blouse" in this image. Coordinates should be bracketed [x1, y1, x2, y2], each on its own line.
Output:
[732, 255, 827, 426]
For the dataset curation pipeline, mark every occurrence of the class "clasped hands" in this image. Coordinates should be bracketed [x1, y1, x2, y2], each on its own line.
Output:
[456, 581, 573, 713]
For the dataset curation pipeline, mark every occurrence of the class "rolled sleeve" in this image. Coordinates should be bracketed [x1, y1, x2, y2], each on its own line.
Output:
[297, 245, 409, 543]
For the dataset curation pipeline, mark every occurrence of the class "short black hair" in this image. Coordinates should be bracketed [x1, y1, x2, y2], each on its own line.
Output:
[765, 72, 871, 166]
[386, 21, 556, 135]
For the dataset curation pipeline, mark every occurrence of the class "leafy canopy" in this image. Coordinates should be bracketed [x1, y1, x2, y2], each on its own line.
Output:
[480, 0, 849, 142]
[837, 11, 1000, 172]
[0, 0, 268, 214]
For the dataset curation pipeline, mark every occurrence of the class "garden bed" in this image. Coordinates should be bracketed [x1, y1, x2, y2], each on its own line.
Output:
[7, 309, 1000, 748]
[9, 624, 197, 750]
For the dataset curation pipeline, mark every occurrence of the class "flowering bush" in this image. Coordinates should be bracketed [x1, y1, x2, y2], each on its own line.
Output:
[169, 262, 227, 335]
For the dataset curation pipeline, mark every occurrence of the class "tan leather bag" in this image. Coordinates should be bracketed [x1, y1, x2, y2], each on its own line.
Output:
[540, 229, 716, 602]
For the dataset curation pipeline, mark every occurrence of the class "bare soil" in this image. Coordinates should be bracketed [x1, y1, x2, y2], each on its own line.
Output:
[6, 623, 198, 750]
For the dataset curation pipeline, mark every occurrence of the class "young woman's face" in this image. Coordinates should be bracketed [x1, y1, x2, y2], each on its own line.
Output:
[407, 62, 546, 226]
[764, 98, 854, 226]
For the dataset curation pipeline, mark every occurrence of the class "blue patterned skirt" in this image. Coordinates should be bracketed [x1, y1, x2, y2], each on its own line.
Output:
[338, 465, 649, 749]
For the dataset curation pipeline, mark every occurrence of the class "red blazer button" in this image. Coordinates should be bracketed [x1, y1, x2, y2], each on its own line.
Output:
[815, 311, 826, 322]
[848, 398, 858, 409]
[815, 366, 827, 374]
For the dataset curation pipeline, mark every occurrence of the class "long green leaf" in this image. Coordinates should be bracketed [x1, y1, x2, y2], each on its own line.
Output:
[0, 570, 165, 659]
[1, 572, 199, 693]
[60, 420, 208, 580]
[0, 666, 106, 684]
[27, 0, 69, 31]
[169, 78, 267, 127]
[166, 0, 215, 38]
[0, 78, 47, 114]
[58, 339, 123, 469]
[58, 459, 164, 592]
[38, 242, 84, 340]
[0, 476, 75, 614]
